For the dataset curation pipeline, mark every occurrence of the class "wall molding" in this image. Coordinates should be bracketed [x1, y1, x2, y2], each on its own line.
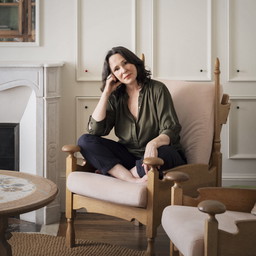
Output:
[227, 0, 256, 81]
[222, 173, 256, 187]
[228, 95, 256, 159]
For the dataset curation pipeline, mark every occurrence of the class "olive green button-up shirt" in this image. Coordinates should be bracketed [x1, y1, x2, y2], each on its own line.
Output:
[88, 79, 182, 158]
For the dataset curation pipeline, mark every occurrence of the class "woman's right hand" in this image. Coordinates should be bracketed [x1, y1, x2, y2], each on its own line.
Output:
[92, 74, 120, 122]
[104, 74, 122, 96]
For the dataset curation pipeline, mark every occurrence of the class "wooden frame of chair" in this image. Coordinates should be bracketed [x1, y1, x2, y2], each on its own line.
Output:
[166, 172, 256, 256]
[62, 58, 230, 256]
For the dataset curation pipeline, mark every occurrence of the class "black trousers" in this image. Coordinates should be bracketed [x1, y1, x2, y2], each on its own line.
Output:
[78, 134, 186, 178]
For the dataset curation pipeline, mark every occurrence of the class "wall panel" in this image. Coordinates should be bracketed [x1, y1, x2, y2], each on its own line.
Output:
[152, 0, 212, 80]
[228, 97, 256, 159]
[76, 0, 136, 81]
[228, 0, 256, 81]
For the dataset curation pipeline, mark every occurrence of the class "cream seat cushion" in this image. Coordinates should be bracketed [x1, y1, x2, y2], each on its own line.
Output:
[161, 205, 256, 256]
[67, 172, 147, 207]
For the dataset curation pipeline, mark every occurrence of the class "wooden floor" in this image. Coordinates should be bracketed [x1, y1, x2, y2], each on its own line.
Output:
[57, 212, 170, 256]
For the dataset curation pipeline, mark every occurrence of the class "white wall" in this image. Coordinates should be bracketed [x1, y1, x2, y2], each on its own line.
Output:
[1, 0, 255, 212]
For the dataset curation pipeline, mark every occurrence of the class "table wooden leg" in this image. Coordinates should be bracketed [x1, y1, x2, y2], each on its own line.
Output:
[0, 216, 12, 256]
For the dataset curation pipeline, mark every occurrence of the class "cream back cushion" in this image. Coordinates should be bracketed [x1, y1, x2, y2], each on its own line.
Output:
[160, 80, 215, 164]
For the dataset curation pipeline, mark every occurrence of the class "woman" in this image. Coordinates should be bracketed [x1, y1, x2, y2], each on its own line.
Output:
[78, 46, 186, 183]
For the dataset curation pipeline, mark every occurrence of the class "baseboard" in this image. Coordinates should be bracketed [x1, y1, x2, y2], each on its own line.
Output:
[44, 202, 61, 225]
[222, 174, 256, 187]
[40, 222, 60, 236]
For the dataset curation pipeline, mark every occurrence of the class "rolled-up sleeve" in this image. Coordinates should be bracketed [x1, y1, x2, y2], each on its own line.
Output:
[156, 84, 181, 145]
[87, 99, 115, 136]
[87, 115, 106, 135]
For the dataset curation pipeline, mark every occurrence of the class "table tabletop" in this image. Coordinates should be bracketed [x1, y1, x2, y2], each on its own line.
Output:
[0, 170, 58, 215]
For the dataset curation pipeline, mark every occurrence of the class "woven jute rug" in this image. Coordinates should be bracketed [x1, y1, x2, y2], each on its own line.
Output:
[9, 232, 146, 256]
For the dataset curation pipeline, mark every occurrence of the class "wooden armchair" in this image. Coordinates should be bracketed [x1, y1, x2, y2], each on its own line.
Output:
[162, 173, 256, 256]
[62, 58, 230, 255]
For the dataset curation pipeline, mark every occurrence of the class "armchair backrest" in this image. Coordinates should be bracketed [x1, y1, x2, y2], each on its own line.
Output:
[160, 80, 215, 165]
[159, 60, 230, 182]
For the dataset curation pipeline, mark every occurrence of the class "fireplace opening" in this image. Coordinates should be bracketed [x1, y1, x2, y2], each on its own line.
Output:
[0, 123, 19, 171]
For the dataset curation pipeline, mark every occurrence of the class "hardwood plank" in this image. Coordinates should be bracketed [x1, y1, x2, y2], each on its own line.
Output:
[58, 212, 170, 255]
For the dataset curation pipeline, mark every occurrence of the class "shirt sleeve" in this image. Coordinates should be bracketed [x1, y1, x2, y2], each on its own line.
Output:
[156, 83, 182, 145]
[87, 98, 116, 136]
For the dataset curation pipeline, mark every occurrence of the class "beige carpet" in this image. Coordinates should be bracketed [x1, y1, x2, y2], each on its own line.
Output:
[9, 232, 146, 256]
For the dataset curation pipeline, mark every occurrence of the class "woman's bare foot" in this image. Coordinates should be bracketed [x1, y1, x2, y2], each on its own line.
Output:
[108, 164, 148, 183]
[130, 166, 147, 183]
[135, 174, 148, 183]
[130, 166, 139, 177]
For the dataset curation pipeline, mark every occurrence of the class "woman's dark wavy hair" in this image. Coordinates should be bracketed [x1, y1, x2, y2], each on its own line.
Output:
[101, 46, 151, 93]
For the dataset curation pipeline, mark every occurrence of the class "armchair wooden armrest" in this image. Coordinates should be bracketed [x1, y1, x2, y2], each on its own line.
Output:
[163, 170, 189, 206]
[163, 163, 215, 198]
[198, 200, 226, 216]
[143, 157, 164, 167]
[197, 200, 227, 256]
[164, 171, 190, 183]
[62, 144, 81, 154]
[62, 144, 96, 173]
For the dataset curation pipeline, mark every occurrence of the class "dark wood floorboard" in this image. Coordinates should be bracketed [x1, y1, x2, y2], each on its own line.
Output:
[57, 212, 170, 256]
[8, 217, 41, 233]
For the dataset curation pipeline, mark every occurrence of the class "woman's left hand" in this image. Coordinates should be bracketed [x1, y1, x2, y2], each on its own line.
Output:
[142, 134, 170, 174]
[143, 141, 158, 174]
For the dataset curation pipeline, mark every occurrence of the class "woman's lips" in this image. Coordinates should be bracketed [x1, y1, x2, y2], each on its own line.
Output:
[124, 74, 131, 79]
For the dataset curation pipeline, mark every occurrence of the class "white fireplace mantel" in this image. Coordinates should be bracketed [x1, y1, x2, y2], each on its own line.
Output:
[0, 61, 64, 225]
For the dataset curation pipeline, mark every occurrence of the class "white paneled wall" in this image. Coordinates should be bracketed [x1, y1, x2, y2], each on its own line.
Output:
[1, 0, 255, 213]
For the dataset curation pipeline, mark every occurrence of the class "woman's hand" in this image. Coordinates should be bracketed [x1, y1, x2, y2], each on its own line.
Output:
[142, 134, 170, 174]
[103, 74, 122, 96]
[143, 141, 158, 174]
[91, 74, 121, 123]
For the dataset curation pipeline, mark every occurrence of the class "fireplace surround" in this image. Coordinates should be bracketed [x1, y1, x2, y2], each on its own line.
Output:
[0, 62, 64, 225]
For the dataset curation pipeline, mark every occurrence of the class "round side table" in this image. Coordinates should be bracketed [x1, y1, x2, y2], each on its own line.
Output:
[0, 170, 58, 256]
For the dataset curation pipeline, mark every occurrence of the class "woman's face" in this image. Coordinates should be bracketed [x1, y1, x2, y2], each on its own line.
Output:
[109, 53, 137, 85]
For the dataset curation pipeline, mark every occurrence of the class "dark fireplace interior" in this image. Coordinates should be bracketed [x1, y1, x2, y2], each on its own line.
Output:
[0, 123, 19, 171]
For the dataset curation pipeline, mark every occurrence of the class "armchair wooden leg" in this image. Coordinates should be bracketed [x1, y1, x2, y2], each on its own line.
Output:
[170, 241, 180, 256]
[170, 241, 174, 256]
[146, 238, 155, 256]
[132, 219, 143, 227]
[170, 241, 183, 256]
[66, 218, 75, 248]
